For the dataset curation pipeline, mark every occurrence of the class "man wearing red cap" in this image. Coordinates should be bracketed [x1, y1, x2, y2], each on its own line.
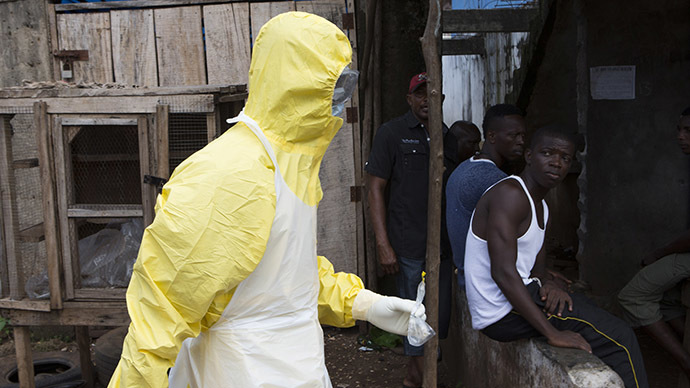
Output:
[365, 72, 458, 387]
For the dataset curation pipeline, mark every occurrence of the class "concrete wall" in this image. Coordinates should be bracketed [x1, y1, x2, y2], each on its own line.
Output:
[580, 0, 690, 294]
[0, 0, 54, 87]
[443, 287, 624, 387]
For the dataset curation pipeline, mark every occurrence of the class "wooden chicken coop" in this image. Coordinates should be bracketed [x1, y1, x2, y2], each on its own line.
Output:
[0, 84, 246, 386]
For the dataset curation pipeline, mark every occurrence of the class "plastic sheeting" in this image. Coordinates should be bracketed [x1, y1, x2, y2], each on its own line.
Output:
[25, 219, 144, 299]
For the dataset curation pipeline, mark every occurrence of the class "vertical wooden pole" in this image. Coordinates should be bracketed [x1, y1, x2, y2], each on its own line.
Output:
[0, 115, 24, 300]
[34, 102, 63, 309]
[75, 326, 95, 388]
[14, 326, 35, 388]
[156, 105, 170, 179]
[361, 0, 379, 292]
[138, 116, 153, 227]
[421, 1, 442, 387]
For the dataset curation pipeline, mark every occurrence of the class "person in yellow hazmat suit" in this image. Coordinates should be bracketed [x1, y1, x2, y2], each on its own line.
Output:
[108, 11, 427, 388]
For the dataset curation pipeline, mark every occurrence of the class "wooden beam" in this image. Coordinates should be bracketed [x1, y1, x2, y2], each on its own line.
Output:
[0, 85, 246, 99]
[67, 205, 143, 218]
[74, 288, 127, 300]
[14, 326, 35, 388]
[0, 95, 215, 114]
[75, 326, 95, 388]
[52, 117, 73, 299]
[442, 9, 537, 33]
[0, 298, 51, 312]
[138, 116, 154, 227]
[2, 304, 129, 326]
[61, 118, 138, 126]
[55, 0, 241, 12]
[441, 36, 486, 56]
[422, 0, 443, 387]
[156, 105, 170, 179]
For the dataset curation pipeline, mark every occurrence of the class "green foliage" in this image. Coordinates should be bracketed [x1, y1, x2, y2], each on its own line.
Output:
[0, 316, 10, 341]
[367, 326, 403, 349]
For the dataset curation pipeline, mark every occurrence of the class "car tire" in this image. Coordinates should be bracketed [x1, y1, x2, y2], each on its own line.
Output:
[94, 326, 127, 385]
[0, 351, 82, 388]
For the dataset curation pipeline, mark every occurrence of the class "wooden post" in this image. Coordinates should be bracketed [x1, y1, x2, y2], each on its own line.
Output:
[138, 116, 153, 227]
[75, 326, 95, 388]
[14, 326, 35, 388]
[34, 101, 63, 309]
[421, 1, 443, 387]
[156, 105, 170, 179]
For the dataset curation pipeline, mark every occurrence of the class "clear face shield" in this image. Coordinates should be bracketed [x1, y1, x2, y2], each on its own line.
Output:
[332, 67, 359, 117]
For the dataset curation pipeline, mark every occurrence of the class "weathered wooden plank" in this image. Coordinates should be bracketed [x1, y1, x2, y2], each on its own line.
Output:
[154, 6, 206, 86]
[67, 206, 143, 218]
[52, 117, 73, 299]
[75, 327, 95, 388]
[0, 116, 24, 300]
[56, 12, 114, 83]
[138, 117, 154, 226]
[61, 118, 138, 126]
[0, 85, 246, 99]
[295, 0, 345, 29]
[442, 36, 486, 56]
[2, 305, 130, 326]
[0, 95, 215, 114]
[250, 1, 295, 45]
[442, 9, 537, 33]
[14, 326, 35, 388]
[0, 298, 51, 312]
[203, 3, 251, 86]
[156, 105, 170, 178]
[56, 0, 239, 12]
[74, 288, 127, 300]
[110, 9, 158, 86]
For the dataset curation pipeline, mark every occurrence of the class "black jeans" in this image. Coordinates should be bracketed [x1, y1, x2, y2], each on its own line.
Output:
[482, 282, 649, 388]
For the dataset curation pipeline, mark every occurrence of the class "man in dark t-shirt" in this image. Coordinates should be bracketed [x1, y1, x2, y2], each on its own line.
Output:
[365, 72, 458, 388]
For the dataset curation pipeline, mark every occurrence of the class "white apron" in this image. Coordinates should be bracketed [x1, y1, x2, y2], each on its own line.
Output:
[169, 112, 331, 388]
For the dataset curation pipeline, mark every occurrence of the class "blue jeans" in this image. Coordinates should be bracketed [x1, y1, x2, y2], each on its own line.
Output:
[396, 256, 452, 356]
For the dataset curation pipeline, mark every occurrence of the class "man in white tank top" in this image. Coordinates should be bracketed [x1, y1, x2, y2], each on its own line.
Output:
[465, 126, 648, 388]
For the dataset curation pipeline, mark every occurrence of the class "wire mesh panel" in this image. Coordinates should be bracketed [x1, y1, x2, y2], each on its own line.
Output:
[57, 118, 147, 298]
[169, 113, 208, 174]
[69, 124, 141, 205]
[4, 114, 47, 299]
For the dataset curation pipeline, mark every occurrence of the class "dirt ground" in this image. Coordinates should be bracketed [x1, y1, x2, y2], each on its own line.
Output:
[0, 325, 453, 388]
[0, 325, 679, 388]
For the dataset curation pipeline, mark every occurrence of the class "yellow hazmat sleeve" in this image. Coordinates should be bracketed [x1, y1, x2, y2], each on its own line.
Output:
[317, 255, 364, 328]
[108, 125, 276, 388]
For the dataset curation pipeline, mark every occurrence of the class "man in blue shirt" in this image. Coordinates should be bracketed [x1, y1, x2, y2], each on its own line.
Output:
[446, 104, 527, 288]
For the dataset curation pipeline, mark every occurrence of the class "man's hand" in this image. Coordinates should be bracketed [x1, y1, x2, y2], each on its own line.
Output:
[377, 243, 399, 275]
[546, 330, 592, 353]
[540, 280, 573, 317]
[546, 269, 572, 291]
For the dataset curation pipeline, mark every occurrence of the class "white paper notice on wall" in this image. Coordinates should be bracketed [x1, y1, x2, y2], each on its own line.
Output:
[590, 66, 636, 100]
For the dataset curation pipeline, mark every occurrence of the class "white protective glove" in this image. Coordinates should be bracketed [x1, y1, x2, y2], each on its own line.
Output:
[352, 289, 426, 336]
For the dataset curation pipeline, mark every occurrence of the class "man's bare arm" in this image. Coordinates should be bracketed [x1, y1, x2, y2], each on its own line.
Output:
[485, 185, 590, 352]
[642, 229, 690, 265]
[367, 174, 398, 275]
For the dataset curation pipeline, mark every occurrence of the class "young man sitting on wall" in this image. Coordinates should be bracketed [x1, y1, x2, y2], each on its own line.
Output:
[618, 107, 690, 381]
[464, 126, 649, 388]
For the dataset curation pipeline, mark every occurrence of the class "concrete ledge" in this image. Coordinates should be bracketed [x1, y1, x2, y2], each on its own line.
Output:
[442, 287, 623, 387]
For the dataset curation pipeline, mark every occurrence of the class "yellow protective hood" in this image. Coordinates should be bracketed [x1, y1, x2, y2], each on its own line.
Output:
[243, 11, 352, 206]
